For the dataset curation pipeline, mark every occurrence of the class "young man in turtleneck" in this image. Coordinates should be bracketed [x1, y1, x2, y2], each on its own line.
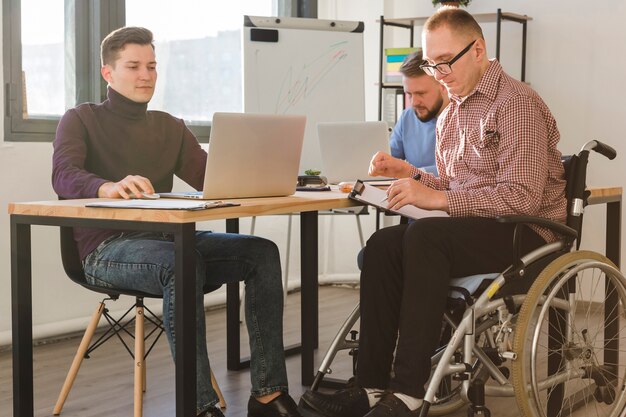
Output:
[52, 26, 302, 417]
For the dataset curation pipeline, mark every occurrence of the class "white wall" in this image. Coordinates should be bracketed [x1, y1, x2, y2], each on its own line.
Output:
[2, 0, 625, 346]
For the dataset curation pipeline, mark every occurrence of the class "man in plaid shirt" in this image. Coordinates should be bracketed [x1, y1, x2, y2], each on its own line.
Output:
[300, 7, 566, 417]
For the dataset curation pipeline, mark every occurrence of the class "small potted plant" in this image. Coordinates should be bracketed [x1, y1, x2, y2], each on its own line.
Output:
[432, 0, 471, 7]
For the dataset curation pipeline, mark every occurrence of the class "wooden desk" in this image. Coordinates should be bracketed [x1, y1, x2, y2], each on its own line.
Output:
[9, 190, 360, 417]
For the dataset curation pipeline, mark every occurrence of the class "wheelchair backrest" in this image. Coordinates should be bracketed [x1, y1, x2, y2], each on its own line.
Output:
[561, 150, 592, 245]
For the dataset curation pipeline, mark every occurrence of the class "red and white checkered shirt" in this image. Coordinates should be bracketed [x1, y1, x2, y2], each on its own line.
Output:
[414, 60, 567, 242]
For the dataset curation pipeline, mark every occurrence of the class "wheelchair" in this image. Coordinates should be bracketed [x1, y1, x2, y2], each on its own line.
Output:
[309, 140, 625, 417]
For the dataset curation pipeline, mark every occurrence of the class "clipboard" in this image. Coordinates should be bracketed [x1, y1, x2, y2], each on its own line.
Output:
[86, 199, 240, 211]
[348, 180, 448, 220]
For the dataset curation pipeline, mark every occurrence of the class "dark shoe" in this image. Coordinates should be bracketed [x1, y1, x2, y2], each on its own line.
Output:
[363, 392, 421, 417]
[298, 387, 372, 417]
[248, 393, 302, 417]
[198, 406, 226, 417]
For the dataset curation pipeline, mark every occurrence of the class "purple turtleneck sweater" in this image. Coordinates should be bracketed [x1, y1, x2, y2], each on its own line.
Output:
[52, 87, 207, 260]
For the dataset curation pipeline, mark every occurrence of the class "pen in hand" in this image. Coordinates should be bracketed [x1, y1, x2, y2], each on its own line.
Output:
[381, 172, 421, 204]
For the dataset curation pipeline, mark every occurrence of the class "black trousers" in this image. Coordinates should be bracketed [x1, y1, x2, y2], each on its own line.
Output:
[356, 217, 546, 398]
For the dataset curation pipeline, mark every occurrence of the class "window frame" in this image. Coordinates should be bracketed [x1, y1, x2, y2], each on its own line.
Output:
[3, 0, 125, 142]
[4, 0, 57, 141]
[2, 0, 306, 142]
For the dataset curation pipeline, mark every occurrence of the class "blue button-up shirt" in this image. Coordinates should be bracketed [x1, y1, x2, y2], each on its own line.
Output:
[389, 108, 438, 175]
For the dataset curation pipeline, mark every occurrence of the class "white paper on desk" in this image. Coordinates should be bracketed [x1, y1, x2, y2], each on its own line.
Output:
[85, 199, 239, 210]
[349, 180, 448, 220]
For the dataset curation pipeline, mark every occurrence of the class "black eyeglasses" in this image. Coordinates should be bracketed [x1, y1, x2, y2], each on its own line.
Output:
[420, 39, 476, 77]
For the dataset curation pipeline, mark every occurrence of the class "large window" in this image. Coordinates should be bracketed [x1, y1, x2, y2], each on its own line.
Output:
[126, 0, 273, 123]
[21, 0, 65, 117]
[3, 0, 282, 142]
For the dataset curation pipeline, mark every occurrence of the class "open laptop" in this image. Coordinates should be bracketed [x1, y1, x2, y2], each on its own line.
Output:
[160, 112, 306, 200]
[317, 121, 393, 184]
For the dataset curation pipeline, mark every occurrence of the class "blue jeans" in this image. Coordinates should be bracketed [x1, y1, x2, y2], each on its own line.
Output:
[83, 231, 288, 412]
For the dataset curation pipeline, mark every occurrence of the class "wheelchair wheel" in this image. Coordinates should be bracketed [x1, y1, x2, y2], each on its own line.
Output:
[512, 251, 626, 417]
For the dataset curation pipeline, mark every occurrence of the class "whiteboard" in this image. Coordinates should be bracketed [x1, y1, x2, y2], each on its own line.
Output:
[243, 16, 365, 174]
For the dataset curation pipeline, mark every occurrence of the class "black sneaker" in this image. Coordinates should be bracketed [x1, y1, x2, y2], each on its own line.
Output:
[363, 392, 422, 417]
[298, 387, 373, 417]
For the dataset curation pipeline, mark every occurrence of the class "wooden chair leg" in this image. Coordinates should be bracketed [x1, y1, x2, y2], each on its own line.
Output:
[53, 302, 106, 415]
[134, 302, 145, 417]
[142, 355, 147, 392]
[211, 369, 227, 409]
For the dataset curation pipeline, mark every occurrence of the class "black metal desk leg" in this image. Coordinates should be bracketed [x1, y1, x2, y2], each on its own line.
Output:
[605, 200, 622, 375]
[174, 223, 197, 417]
[301, 211, 319, 386]
[606, 200, 621, 267]
[11, 217, 34, 417]
[227, 281, 245, 369]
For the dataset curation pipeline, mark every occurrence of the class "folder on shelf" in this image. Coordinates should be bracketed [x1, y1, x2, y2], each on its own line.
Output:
[386, 61, 403, 72]
[384, 47, 419, 56]
[348, 180, 448, 220]
[386, 54, 406, 63]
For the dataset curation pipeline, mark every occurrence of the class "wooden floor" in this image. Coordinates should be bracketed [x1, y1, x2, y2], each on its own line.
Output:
[0, 285, 520, 417]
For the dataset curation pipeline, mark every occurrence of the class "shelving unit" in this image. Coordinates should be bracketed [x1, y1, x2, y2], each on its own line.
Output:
[377, 9, 533, 121]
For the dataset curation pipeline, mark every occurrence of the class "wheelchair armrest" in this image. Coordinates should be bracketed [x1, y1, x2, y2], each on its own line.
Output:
[495, 215, 578, 239]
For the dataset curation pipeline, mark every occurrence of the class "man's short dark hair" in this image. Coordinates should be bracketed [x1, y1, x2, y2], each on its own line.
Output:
[399, 51, 427, 78]
[424, 6, 484, 42]
[101, 27, 154, 67]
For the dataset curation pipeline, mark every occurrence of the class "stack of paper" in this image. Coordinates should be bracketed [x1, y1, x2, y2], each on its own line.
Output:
[86, 199, 239, 211]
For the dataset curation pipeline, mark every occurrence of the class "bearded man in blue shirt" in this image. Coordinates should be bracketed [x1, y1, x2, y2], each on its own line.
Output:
[382, 50, 449, 176]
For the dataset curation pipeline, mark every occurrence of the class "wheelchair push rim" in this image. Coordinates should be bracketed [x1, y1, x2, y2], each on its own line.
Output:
[512, 251, 626, 417]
